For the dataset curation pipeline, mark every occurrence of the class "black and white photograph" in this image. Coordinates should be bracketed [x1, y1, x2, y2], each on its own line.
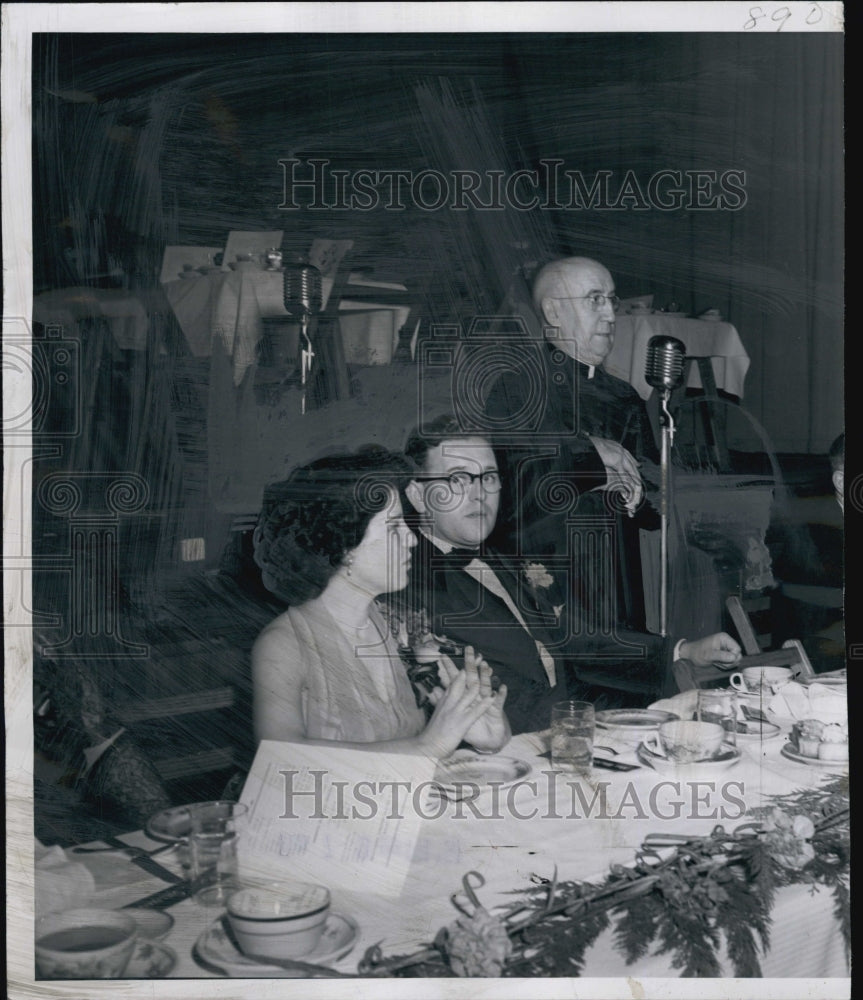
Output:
[3, 3, 847, 997]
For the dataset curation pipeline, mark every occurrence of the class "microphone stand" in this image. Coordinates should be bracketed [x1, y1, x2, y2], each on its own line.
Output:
[658, 388, 677, 637]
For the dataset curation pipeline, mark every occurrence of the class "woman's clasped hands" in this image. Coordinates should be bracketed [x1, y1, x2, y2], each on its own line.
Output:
[420, 646, 510, 758]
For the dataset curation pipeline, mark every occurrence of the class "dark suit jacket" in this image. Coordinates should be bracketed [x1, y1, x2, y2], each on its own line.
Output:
[484, 340, 659, 628]
[404, 533, 666, 733]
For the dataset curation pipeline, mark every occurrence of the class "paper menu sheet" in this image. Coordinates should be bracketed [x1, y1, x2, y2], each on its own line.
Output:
[238, 740, 438, 897]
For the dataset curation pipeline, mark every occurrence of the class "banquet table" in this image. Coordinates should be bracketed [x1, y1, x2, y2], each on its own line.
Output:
[39, 704, 849, 985]
[162, 267, 412, 385]
[606, 314, 750, 401]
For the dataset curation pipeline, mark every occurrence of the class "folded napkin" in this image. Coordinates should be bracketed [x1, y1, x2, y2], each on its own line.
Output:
[767, 682, 847, 724]
[35, 840, 96, 919]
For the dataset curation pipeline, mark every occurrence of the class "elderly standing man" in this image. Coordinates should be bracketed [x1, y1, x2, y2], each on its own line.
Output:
[531, 256, 659, 497]
[484, 255, 660, 629]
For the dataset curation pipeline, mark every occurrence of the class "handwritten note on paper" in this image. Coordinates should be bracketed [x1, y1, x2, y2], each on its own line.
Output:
[237, 741, 438, 897]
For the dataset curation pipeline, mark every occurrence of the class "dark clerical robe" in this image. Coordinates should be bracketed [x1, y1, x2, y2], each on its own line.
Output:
[483, 340, 659, 630]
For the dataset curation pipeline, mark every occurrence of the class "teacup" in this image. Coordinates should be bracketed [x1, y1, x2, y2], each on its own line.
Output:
[35, 908, 137, 979]
[643, 720, 725, 763]
[227, 881, 331, 959]
[729, 666, 792, 695]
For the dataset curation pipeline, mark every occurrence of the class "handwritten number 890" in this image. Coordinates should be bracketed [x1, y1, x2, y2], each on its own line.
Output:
[744, 4, 821, 30]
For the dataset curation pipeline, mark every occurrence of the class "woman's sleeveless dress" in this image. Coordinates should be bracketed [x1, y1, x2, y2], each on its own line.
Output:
[278, 601, 425, 742]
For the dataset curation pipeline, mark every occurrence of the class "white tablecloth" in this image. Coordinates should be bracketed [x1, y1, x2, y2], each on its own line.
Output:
[50, 726, 849, 985]
[606, 315, 750, 400]
[163, 269, 410, 384]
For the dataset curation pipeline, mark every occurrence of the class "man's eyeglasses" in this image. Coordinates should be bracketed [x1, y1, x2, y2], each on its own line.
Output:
[414, 471, 502, 493]
[556, 292, 620, 312]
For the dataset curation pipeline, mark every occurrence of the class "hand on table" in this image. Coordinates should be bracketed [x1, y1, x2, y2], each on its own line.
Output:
[678, 632, 742, 668]
[589, 436, 643, 515]
[424, 646, 509, 755]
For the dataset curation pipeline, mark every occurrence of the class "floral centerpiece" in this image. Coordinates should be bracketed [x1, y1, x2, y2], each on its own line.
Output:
[274, 776, 849, 979]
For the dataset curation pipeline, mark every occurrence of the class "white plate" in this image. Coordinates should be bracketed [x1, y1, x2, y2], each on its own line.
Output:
[780, 743, 848, 769]
[433, 753, 532, 794]
[596, 709, 680, 746]
[637, 741, 741, 774]
[802, 674, 847, 688]
[145, 804, 194, 843]
[732, 719, 782, 742]
[194, 913, 357, 977]
[596, 709, 679, 730]
[125, 939, 177, 978]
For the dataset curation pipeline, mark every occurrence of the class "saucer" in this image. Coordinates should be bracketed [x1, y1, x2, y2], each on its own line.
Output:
[731, 719, 781, 742]
[194, 912, 358, 977]
[433, 752, 531, 795]
[637, 742, 741, 773]
[145, 804, 193, 842]
[659, 311, 687, 318]
[125, 939, 176, 978]
[177, 271, 201, 280]
[780, 743, 848, 770]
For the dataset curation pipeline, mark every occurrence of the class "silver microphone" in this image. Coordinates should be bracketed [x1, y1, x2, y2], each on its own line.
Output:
[645, 335, 686, 391]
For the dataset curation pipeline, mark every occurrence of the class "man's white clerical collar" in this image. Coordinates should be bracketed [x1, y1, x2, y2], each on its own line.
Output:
[545, 338, 595, 377]
[419, 527, 454, 554]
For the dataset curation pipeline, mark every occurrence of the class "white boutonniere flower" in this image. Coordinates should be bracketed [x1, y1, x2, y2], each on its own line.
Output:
[523, 562, 554, 590]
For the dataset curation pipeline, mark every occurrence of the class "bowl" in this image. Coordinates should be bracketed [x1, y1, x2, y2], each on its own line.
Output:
[35, 908, 137, 979]
[644, 720, 725, 763]
[226, 881, 331, 960]
[595, 708, 679, 746]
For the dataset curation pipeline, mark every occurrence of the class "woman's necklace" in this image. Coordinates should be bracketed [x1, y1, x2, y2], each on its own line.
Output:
[326, 602, 387, 644]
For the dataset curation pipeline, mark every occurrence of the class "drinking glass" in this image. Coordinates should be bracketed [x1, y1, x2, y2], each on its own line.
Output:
[550, 701, 595, 775]
[696, 690, 737, 749]
[188, 801, 248, 907]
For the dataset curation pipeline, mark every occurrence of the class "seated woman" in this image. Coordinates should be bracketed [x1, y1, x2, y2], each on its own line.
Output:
[251, 448, 509, 757]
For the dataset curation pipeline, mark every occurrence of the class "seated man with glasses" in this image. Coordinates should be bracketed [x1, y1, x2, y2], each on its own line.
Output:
[398, 416, 739, 734]
[484, 255, 660, 630]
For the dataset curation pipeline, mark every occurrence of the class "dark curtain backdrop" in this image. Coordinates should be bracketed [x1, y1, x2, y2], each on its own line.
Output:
[33, 33, 843, 457]
[522, 34, 843, 454]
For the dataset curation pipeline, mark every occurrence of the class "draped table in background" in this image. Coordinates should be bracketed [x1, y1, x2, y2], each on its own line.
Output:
[607, 314, 750, 401]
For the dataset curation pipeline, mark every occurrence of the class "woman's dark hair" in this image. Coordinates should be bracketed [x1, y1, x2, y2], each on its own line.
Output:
[253, 447, 414, 605]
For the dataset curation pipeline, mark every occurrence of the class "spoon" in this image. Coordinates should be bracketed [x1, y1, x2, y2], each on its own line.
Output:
[72, 840, 177, 858]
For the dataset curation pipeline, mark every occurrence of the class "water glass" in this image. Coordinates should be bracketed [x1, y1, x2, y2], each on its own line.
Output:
[188, 801, 248, 907]
[550, 700, 595, 775]
[696, 690, 737, 748]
